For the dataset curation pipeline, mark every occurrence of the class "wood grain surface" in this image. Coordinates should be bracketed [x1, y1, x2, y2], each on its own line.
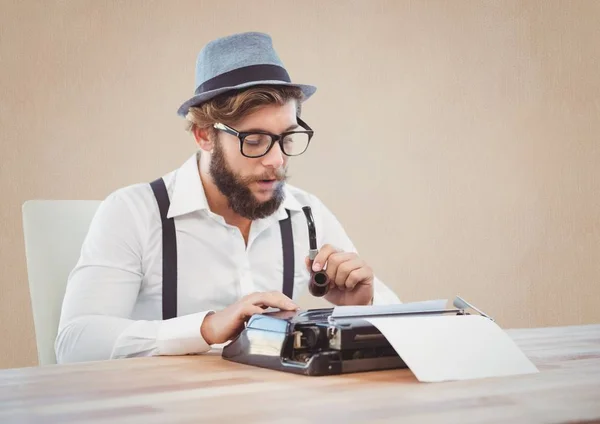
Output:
[1, 324, 599, 424]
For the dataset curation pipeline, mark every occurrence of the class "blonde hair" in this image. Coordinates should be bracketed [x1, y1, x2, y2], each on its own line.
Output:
[185, 85, 304, 134]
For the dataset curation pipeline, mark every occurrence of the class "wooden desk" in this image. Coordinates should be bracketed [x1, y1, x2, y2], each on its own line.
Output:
[1, 325, 599, 424]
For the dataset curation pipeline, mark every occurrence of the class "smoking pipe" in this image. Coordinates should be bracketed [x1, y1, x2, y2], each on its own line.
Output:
[302, 206, 330, 297]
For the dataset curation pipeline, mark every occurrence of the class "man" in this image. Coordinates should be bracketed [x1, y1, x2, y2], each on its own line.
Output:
[55, 32, 400, 364]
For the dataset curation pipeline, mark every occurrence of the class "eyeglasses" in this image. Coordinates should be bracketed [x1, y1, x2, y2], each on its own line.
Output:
[213, 117, 314, 158]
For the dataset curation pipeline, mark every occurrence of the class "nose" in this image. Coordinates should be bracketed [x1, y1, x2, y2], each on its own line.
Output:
[261, 140, 285, 169]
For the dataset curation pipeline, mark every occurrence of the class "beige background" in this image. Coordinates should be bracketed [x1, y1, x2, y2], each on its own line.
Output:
[1, 0, 599, 369]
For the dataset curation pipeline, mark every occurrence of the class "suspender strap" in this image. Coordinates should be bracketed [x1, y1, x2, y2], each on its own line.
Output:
[150, 178, 178, 320]
[151, 175, 295, 318]
[279, 209, 295, 300]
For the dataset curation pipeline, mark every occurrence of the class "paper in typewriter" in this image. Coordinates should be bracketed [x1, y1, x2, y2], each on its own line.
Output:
[365, 314, 539, 382]
[331, 299, 448, 318]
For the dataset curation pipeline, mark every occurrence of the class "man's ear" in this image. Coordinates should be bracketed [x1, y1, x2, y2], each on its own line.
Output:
[192, 125, 214, 152]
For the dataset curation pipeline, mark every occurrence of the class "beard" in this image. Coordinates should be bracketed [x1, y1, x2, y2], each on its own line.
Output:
[209, 141, 287, 220]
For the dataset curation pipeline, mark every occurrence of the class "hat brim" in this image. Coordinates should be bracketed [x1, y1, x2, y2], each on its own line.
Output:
[177, 80, 317, 117]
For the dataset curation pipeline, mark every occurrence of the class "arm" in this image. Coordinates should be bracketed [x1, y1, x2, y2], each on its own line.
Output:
[55, 188, 213, 363]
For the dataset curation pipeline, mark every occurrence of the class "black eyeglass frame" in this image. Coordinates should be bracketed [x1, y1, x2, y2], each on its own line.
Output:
[213, 117, 314, 158]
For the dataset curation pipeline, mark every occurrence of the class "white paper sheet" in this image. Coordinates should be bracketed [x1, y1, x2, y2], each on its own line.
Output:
[331, 299, 448, 318]
[365, 314, 539, 382]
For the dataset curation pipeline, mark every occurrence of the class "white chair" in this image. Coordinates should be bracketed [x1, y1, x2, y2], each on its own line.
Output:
[22, 200, 101, 366]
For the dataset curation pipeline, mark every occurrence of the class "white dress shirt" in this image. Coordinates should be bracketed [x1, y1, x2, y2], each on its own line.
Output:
[55, 152, 401, 363]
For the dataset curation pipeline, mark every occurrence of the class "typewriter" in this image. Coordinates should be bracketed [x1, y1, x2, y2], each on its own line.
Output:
[221, 297, 491, 376]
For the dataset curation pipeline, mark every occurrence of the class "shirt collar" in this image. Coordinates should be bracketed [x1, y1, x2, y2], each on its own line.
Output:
[167, 152, 303, 219]
[167, 153, 209, 219]
[275, 185, 304, 219]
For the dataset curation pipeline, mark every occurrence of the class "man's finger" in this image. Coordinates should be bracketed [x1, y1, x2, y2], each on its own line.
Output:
[344, 266, 371, 290]
[325, 252, 358, 286]
[251, 291, 298, 311]
[245, 291, 292, 304]
[311, 244, 341, 272]
[242, 305, 266, 319]
[333, 257, 364, 289]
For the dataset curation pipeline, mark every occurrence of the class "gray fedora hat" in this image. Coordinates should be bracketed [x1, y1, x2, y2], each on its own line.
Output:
[177, 32, 317, 117]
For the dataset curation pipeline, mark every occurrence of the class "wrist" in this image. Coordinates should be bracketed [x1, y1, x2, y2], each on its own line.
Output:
[200, 311, 216, 345]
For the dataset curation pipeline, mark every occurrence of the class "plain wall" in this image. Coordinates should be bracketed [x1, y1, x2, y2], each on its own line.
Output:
[1, 0, 599, 369]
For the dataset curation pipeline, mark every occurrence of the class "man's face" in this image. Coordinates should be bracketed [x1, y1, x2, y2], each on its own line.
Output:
[209, 100, 298, 220]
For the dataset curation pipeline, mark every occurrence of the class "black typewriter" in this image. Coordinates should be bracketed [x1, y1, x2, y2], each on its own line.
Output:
[221, 297, 492, 376]
[222, 308, 402, 376]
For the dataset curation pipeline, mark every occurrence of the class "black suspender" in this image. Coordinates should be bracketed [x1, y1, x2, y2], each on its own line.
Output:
[280, 209, 295, 299]
[149, 177, 295, 320]
[150, 178, 178, 320]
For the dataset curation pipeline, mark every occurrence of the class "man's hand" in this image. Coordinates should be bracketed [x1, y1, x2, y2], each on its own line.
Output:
[306, 244, 374, 306]
[200, 291, 298, 345]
